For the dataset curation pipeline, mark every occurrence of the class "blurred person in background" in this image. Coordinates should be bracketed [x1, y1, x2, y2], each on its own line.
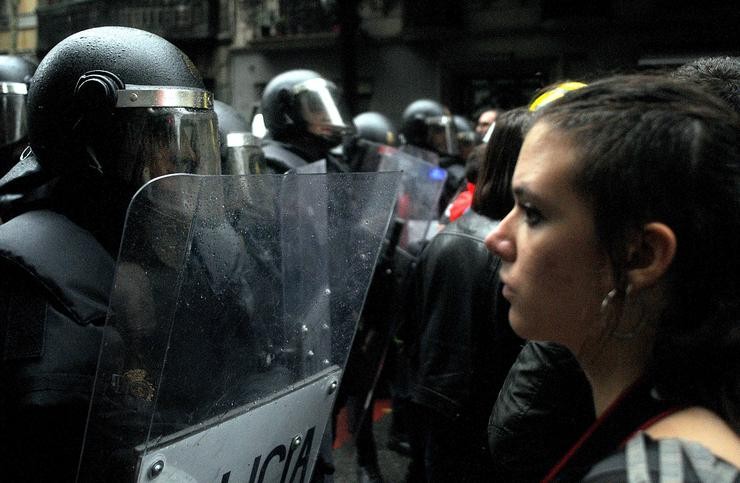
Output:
[401, 108, 531, 482]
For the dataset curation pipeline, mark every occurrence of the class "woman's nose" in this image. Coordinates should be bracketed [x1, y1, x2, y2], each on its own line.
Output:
[485, 218, 515, 262]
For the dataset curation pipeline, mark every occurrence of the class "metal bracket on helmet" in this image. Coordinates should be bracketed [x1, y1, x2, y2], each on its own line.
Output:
[75, 70, 213, 111]
[116, 86, 213, 109]
[74, 70, 126, 110]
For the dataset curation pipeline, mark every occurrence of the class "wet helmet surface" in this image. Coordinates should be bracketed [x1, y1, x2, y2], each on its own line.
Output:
[353, 111, 398, 146]
[401, 99, 458, 155]
[28, 26, 208, 178]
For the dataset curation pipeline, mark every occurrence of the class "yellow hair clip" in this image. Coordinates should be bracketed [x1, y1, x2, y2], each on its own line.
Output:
[529, 81, 588, 111]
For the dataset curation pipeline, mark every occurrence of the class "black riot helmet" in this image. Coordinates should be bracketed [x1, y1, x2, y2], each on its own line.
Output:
[400, 98, 459, 156]
[0, 55, 36, 149]
[353, 111, 398, 146]
[261, 69, 353, 149]
[453, 115, 476, 144]
[28, 27, 219, 191]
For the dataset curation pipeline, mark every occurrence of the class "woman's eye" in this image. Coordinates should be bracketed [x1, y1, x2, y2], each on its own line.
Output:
[522, 204, 543, 226]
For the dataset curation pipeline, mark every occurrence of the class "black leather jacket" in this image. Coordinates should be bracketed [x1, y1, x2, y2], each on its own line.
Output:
[407, 210, 523, 426]
[488, 341, 595, 482]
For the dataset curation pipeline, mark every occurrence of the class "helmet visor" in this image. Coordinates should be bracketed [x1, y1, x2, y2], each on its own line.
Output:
[293, 78, 353, 144]
[112, 107, 220, 188]
[224, 132, 267, 175]
[0, 82, 28, 146]
[426, 115, 459, 156]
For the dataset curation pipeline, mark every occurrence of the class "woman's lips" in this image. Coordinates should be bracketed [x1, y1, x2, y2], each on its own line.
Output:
[501, 282, 514, 300]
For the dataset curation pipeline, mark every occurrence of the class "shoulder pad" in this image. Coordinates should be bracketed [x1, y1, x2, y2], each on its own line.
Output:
[0, 210, 114, 324]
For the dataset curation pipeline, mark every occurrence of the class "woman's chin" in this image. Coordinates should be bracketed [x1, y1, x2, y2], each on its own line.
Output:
[509, 311, 536, 340]
[509, 311, 563, 345]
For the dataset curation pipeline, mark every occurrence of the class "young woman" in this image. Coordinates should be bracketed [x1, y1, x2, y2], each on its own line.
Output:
[485, 75, 740, 480]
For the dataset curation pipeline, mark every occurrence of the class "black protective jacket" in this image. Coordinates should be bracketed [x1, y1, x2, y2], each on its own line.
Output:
[261, 139, 310, 173]
[0, 155, 116, 482]
[408, 210, 522, 426]
[0, 155, 269, 481]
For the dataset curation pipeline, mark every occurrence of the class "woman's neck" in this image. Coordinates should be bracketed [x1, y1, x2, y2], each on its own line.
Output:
[578, 335, 652, 416]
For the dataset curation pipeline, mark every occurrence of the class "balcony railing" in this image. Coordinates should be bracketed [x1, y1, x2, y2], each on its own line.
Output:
[37, 0, 217, 53]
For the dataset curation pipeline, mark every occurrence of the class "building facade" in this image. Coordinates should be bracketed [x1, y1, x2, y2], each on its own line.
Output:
[0, 0, 38, 55]
[4, 0, 740, 125]
[229, 0, 740, 124]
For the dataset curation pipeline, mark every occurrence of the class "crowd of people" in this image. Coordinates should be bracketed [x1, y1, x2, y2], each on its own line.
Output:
[0, 25, 738, 483]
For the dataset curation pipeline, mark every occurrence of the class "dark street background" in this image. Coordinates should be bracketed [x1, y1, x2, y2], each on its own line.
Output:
[333, 400, 411, 483]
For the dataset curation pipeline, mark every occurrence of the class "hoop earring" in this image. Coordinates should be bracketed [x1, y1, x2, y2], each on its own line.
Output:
[611, 283, 648, 339]
[600, 288, 618, 314]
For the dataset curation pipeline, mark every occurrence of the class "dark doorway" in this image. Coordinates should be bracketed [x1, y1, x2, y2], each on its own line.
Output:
[443, 58, 554, 119]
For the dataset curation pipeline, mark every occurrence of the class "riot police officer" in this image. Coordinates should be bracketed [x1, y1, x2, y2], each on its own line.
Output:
[0, 55, 36, 178]
[0, 27, 220, 482]
[353, 111, 398, 147]
[260, 69, 354, 482]
[260, 69, 353, 173]
[399, 99, 458, 163]
[453, 114, 478, 163]
[399, 99, 464, 215]
[342, 110, 398, 172]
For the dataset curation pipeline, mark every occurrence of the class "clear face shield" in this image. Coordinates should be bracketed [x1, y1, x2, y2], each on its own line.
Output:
[425, 115, 459, 156]
[0, 82, 28, 147]
[224, 132, 266, 175]
[292, 77, 354, 146]
[104, 85, 220, 189]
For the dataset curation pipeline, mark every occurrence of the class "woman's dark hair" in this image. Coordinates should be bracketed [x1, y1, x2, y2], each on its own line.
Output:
[472, 107, 532, 219]
[672, 56, 740, 114]
[535, 75, 740, 431]
[463, 143, 486, 184]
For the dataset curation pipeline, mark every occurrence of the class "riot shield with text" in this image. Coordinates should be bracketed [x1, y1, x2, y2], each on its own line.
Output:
[76, 171, 400, 483]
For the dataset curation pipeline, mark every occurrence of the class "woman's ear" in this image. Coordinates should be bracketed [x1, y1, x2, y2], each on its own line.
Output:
[625, 222, 677, 290]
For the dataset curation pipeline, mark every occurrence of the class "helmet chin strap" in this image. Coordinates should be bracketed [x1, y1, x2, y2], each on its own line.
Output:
[70, 113, 105, 176]
[86, 144, 104, 175]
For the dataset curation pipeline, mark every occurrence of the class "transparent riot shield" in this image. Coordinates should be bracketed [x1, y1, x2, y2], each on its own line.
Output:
[377, 145, 447, 248]
[340, 145, 447, 440]
[76, 171, 400, 483]
[293, 159, 326, 174]
[398, 143, 440, 166]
